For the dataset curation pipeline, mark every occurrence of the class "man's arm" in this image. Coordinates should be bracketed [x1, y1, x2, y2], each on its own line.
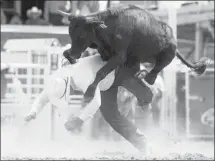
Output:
[64, 87, 101, 132]
[78, 86, 101, 122]
[25, 90, 49, 122]
[30, 90, 49, 114]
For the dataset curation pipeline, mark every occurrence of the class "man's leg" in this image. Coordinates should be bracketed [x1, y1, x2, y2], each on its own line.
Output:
[99, 85, 148, 151]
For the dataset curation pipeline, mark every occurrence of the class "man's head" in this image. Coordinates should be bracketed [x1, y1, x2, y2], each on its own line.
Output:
[27, 6, 42, 20]
[58, 10, 107, 61]
[46, 76, 70, 108]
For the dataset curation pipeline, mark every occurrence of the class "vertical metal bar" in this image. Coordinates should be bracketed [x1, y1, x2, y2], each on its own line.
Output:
[166, 4, 178, 136]
[185, 71, 190, 138]
[195, 23, 203, 62]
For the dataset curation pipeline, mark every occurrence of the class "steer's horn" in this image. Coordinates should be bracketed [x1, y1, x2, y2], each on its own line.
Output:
[85, 17, 107, 28]
[58, 10, 71, 16]
[85, 17, 104, 24]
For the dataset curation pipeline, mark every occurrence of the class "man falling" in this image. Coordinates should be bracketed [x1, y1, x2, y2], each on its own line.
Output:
[25, 53, 155, 155]
[25, 54, 115, 130]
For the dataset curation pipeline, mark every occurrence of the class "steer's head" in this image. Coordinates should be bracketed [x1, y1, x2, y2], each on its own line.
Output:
[58, 10, 107, 60]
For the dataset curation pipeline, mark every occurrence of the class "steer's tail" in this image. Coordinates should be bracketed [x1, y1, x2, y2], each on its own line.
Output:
[176, 50, 210, 75]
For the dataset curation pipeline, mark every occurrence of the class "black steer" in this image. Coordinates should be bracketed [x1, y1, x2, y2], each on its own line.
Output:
[59, 5, 209, 104]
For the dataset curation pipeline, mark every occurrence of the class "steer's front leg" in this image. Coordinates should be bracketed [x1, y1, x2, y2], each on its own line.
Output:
[83, 53, 126, 104]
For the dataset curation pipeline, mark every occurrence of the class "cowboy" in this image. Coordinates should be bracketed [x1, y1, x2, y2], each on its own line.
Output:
[25, 6, 50, 25]
[25, 53, 154, 155]
[25, 54, 116, 131]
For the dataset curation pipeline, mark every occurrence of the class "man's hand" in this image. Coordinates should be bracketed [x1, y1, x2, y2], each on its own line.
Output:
[64, 117, 84, 133]
[24, 112, 36, 122]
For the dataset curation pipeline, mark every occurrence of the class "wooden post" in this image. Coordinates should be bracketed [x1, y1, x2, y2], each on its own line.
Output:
[168, 7, 177, 39]
[168, 4, 178, 137]
[71, 1, 78, 14]
[195, 23, 204, 62]
[107, 0, 111, 9]
[14, 1, 21, 16]
[43, 1, 49, 22]
[161, 3, 179, 136]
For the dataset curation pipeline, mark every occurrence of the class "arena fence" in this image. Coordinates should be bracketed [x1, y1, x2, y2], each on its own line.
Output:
[160, 64, 214, 139]
[184, 67, 214, 139]
[160, 64, 178, 137]
[1, 51, 214, 140]
[1, 26, 214, 140]
[1, 40, 83, 140]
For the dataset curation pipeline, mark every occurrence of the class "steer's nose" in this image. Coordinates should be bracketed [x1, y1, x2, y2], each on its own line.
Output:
[63, 49, 71, 57]
[63, 49, 78, 64]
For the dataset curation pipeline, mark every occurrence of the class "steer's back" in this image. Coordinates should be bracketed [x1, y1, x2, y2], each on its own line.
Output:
[90, 5, 174, 59]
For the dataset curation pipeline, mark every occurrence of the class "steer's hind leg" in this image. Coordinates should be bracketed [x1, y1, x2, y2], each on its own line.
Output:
[144, 45, 176, 85]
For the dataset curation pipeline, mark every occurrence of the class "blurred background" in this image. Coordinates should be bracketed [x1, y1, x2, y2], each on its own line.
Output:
[1, 0, 214, 159]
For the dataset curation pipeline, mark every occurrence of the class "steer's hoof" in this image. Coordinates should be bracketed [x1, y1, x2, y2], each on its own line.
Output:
[144, 74, 157, 85]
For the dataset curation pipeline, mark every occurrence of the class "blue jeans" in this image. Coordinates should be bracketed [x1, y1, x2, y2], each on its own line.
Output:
[99, 65, 153, 150]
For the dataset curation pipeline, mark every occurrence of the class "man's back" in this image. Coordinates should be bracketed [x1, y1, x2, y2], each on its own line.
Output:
[53, 54, 114, 92]
[45, 54, 115, 108]
[27, 54, 112, 124]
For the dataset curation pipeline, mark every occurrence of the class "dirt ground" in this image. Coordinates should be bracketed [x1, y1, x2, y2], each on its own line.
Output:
[1, 122, 214, 160]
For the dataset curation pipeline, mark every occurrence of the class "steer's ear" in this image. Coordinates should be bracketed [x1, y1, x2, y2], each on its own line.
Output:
[85, 17, 107, 29]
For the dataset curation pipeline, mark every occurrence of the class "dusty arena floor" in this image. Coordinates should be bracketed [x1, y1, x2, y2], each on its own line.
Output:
[1, 123, 214, 160]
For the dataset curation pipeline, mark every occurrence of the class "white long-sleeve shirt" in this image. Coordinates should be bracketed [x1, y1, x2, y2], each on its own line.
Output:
[29, 54, 115, 122]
